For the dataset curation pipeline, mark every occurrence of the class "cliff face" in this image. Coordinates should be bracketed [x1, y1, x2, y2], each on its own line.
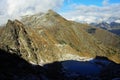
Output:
[0, 19, 80, 65]
[0, 20, 38, 63]
[0, 10, 120, 64]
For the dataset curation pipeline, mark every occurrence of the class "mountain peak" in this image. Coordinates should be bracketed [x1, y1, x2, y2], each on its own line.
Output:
[48, 9, 56, 13]
[14, 19, 23, 26]
[7, 19, 13, 25]
[6, 19, 23, 28]
[1, 10, 120, 65]
[46, 9, 60, 16]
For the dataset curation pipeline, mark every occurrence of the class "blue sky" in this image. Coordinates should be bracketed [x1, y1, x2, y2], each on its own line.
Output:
[0, 0, 120, 24]
[64, 0, 103, 6]
[64, 0, 120, 6]
[63, 0, 120, 6]
[59, 0, 120, 12]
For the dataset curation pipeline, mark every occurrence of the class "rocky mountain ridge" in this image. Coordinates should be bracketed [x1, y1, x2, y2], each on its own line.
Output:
[0, 10, 120, 64]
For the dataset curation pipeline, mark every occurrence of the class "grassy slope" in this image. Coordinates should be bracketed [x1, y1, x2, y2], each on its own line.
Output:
[0, 10, 120, 63]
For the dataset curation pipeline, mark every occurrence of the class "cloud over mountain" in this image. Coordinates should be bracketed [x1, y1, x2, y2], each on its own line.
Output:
[0, 0, 64, 25]
[0, 0, 120, 25]
[61, 0, 120, 23]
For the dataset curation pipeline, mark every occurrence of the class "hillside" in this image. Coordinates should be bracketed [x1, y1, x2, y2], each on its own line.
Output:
[0, 10, 120, 64]
[22, 10, 120, 63]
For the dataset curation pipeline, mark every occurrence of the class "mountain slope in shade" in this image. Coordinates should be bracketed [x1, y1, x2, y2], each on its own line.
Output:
[0, 49, 48, 80]
[0, 10, 120, 64]
[1, 49, 120, 80]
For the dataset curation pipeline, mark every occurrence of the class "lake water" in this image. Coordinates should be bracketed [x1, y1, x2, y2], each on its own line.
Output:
[62, 58, 111, 76]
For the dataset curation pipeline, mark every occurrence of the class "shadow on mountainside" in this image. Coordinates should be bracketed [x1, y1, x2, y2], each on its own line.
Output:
[0, 49, 47, 80]
[0, 49, 120, 80]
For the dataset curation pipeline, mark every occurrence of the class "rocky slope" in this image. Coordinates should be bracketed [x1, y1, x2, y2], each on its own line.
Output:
[22, 10, 120, 63]
[0, 10, 120, 80]
[0, 19, 81, 65]
[0, 10, 120, 64]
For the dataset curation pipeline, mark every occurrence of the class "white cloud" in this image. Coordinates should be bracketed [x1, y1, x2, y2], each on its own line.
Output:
[0, 0, 64, 25]
[103, 0, 109, 5]
[115, 20, 120, 23]
[0, 0, 120, 25]
[60, 1, 120, 23]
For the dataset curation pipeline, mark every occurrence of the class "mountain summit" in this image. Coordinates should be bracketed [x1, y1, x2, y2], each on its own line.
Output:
[0, 10, 120, 64]
[0, 10, 120, 80]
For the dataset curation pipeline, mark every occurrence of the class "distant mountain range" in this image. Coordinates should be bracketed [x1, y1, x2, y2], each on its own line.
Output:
[104, 17, 120, 24]
[91, 21, 120, 35]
